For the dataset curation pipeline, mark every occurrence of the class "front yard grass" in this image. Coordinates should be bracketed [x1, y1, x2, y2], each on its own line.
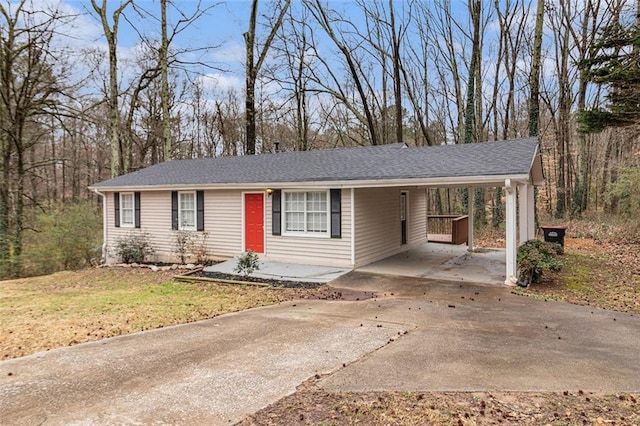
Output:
[0, 267, 298, 359]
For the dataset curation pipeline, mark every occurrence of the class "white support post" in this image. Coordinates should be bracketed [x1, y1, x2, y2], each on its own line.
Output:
[467, 187, 474, 251]
[518, 184, 528, 243]
[527, 184, 536, 239]
[505, 180, 518, 285]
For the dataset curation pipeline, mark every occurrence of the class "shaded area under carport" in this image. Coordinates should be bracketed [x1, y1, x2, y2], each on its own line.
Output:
[357, 243, 506, 285]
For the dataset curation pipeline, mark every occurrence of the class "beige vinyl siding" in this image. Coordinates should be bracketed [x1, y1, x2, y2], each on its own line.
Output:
[354, 187, 427, 267]
[408, 188, 428, 246]
[264, 189, 352, 268]
[104, 190, 242, 264]
[206, 190, 243, 256]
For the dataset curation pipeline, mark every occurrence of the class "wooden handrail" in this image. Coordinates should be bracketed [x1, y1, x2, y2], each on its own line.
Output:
[427, 215, 468, 245]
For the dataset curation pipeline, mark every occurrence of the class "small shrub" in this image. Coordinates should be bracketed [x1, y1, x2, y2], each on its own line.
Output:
[234, 250, 260, 276]
[173, 231, 192, 264]
[517, 239, 563, 285]
[115, 233, 154, 264]
[189, 231, 211, 265]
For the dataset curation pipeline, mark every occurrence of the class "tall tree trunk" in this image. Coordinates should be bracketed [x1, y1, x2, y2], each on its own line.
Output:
[528, 0, 544, 137]
[389, 0, 403, 144]
[160, 0, 171, 161]
[245, 0, 290, 154]
[463, 0, 481, 144]
[91, 0, 133, 177]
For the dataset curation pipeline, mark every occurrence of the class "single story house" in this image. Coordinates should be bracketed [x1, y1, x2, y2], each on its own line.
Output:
[89, 137, 544, 285]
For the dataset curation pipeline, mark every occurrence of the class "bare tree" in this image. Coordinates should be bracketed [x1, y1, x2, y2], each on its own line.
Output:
[463, 0, 482, 144]
[245, 0, 291, 154]
[90, 0, 133, 177]
[528, 0, 545, 137]
[305, 0, 380, 145]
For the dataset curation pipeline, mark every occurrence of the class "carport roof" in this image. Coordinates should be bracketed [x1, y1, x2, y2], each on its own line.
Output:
[90, 137, 543, 190]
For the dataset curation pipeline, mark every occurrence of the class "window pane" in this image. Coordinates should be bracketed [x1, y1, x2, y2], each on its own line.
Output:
[285, 192, 304, 212]
[121, 209, 133, 224]
[306, 191, 326, 212]
[179, 193, 195, 229]
[121, 194, 133, 209]
[121, 193, 134, 225]
[180, 193, 194, 210]
[285, 212, 305, 232]
[306, 212, 327, 232]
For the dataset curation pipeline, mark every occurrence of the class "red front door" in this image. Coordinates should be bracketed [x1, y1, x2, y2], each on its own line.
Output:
[244, 193, 264, 253]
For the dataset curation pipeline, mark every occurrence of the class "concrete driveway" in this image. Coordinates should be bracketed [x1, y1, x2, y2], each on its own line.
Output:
[2, 272, 639, 425]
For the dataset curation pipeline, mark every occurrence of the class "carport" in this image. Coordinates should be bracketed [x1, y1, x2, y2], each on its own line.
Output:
[349, 138, 544, 285]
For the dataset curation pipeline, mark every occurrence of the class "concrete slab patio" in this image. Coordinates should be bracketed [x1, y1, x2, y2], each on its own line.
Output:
[358, 242, 506, 284]
[2, 272, 639, 426]
[203, 259, 351, 283]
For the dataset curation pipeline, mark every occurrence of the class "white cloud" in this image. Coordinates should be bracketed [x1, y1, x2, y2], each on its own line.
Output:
[211, 40, 245, 65]
[198, 72, 244, 93]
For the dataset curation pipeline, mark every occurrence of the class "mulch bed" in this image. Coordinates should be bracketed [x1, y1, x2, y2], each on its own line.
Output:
[194, 270, 324, 289]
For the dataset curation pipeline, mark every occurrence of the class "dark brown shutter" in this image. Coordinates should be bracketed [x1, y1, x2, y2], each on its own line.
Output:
[330, 189, 341, 238]
[171, 191, 178, 230]
[134, 192, 141, 228]
[114, 192, 120, 227]
[196, 190, 204, 231]
[272, 189, 281, 236]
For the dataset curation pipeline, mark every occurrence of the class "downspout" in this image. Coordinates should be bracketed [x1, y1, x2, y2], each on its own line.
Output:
[350, 188, 355, 268]
[92, 188, 108, 264]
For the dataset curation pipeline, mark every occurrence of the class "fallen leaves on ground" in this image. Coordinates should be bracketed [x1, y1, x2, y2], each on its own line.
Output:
[241, 379, 640, 426]
[516, 237, 640, 313]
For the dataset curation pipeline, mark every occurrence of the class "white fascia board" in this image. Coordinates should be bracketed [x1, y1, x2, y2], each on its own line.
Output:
[88, 174, 532, 192]
[529, 144, 546, 186]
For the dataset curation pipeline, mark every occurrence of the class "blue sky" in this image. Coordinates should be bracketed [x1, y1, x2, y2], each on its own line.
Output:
[56, 0, 391, 95]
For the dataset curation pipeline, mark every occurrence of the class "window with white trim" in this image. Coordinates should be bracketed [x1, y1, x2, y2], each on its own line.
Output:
[120, 192, 134, 227]
[179, 191, 196, 231]
[284, 191, 328, 235]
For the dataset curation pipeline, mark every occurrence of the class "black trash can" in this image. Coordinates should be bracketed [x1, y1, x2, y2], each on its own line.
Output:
[541, 225, 567, 247]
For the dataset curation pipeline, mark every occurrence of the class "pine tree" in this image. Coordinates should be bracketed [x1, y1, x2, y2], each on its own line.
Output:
[578, 9, 640, 133]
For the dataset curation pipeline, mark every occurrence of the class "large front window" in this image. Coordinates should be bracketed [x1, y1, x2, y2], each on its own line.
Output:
[179, 192, 196, 230]
[284, 191, 328, 235]
[120, 193, 134, 227]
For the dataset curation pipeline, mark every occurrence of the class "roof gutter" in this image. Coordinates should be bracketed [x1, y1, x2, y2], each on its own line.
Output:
[91, 188, 108, 264]
[88, 173, 534, 193]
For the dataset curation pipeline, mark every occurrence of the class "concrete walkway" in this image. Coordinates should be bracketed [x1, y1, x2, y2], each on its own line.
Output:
[2, 273, 640, 425]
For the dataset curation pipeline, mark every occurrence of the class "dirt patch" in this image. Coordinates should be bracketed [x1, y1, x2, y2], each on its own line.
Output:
[241, 378, 640, 425]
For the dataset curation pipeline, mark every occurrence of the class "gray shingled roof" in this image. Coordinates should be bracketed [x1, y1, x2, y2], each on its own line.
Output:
[91, 137, 539, 189]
